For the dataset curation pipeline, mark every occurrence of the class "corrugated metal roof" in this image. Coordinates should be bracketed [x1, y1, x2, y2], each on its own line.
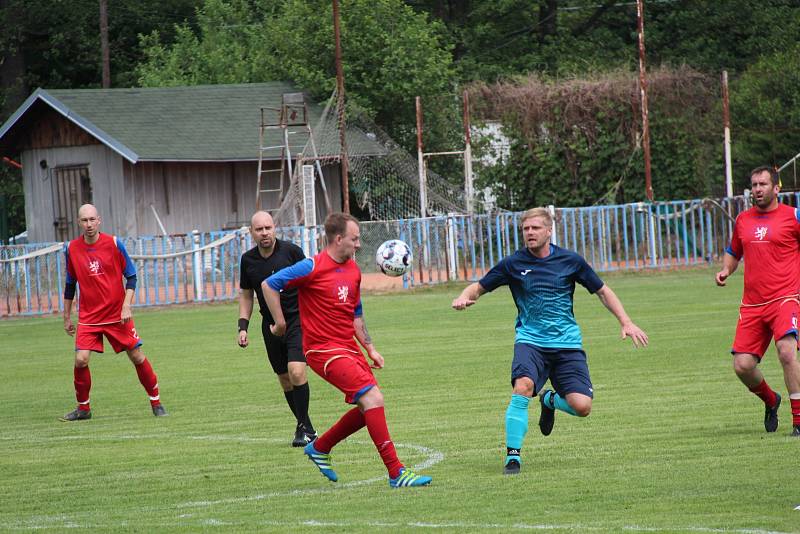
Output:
[0, 82, 384, 163]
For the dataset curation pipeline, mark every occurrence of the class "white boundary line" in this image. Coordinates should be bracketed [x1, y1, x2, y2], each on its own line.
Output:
[0, 433, 795, 533]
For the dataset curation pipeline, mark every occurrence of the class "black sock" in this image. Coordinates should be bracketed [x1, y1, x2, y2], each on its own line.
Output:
[292, 382, 313, 431]
[283, 390, 298, 420]
[506, 447, 521, 458]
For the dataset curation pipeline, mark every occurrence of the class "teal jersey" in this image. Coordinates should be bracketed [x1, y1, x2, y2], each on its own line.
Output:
[479, 244, 604, 348]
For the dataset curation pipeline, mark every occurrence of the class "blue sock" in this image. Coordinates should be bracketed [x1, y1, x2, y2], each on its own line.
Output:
[505, 394, 529, 461]
[544, 390, 577, 416]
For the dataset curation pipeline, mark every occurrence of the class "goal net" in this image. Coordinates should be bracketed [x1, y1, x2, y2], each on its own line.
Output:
[273, 89, 466, 227]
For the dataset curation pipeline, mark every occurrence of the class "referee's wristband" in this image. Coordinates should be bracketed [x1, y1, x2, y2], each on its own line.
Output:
[238, 318, 249, 332]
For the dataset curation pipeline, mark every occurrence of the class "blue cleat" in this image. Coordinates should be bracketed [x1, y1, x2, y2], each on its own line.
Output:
[304, 440, 338, 482]
[389, 467, 432, 488]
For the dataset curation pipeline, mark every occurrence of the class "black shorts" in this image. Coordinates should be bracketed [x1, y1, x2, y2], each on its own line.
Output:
[261, 315, 305, 375]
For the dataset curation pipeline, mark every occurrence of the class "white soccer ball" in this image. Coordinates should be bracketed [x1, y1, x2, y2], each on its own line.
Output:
[375, 239, 412, 277]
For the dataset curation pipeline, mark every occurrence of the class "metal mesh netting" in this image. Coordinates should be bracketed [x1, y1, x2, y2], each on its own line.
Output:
[273, 89, 466, 226]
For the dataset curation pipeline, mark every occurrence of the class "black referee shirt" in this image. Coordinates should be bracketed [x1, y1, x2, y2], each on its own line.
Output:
[239, 239, 305, 323]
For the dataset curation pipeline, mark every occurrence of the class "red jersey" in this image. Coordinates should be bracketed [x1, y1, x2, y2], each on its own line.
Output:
[727, 203, 800, 305]
[65, 233, 136, 325]
[267, 250, 362, 357]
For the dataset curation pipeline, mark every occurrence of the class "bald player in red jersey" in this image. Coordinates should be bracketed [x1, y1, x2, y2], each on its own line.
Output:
[60, 204, 167, 421]
[264, 212, 432, 487]
[716, 166, 800, 437]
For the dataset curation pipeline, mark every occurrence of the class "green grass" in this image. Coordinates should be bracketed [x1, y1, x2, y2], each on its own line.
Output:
[1, 267, 798, 533]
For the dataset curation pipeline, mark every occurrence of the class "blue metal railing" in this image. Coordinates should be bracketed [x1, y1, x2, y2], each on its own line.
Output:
[0, 194, 778, 317]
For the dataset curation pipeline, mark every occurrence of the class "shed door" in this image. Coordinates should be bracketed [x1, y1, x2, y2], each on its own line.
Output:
[54, 165, 92, 242]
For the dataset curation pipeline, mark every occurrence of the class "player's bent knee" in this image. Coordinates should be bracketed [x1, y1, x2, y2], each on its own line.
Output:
[512, 377, 535, 397]
[567, 394, 592, 417]
[574, 403, 592, 417]
[732, 353, 758, 376]
[357, 386, 384, 410]
[74, 351, 91, 367]
[287, 363, 307, 385]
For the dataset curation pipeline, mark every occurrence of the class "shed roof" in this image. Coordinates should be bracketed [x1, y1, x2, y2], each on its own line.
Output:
[0, 82, 383, 163]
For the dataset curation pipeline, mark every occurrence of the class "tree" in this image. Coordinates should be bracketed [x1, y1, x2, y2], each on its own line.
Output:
[730, 44, 800, 190]
[138, 0, 456, 152]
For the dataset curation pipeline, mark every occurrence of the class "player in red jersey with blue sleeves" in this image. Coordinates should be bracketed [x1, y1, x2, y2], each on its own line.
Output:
[263, 212, 431, 488]
[60, 204, 167, 421]
[716, 166, 800, 437]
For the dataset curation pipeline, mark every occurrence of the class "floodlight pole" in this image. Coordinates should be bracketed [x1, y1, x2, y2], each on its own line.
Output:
[722, 71, 733, 198]
[333, 0, 350, 213]
[416, 96, 427, 218]
[463, 90, 474, 214]
[636, 0, 653, 202]
[722, 70, 734, 236]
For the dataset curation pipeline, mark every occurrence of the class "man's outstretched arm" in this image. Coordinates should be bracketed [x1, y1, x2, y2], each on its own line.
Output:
[595, 285, 649, 348]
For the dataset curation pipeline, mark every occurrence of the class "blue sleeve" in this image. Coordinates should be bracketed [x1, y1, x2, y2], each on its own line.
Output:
[478, 257, 510, 293]
[63, 244, 76, 299]
[354, 300, 363, 317]
[116, 239, 137, 290]
[574, 256, 604, 294]
[724, 246, 740, 260]
[267, 258, 313, 291]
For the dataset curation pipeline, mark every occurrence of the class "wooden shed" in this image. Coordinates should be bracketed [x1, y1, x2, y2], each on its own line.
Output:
[0, 82, 348, 242]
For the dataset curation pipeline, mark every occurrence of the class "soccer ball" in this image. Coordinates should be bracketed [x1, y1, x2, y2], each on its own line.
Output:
[375, 239, 412, 277]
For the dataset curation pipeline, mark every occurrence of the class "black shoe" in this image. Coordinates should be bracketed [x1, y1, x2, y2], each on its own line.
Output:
[152, 404, 168, 417]
[764, 393, 780, 433]
[792, 425, 800, 437]
[539, 390, 555, 436]
[60, 408, 91, 422]
[503, 458, 521, 475]
[292, 423, 317, 447]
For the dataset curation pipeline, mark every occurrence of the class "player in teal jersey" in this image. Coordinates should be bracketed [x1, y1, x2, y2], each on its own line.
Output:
[452, 207, 649, 475]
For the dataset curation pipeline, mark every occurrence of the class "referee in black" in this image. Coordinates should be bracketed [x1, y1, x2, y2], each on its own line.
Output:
[238, 210, 317, 447]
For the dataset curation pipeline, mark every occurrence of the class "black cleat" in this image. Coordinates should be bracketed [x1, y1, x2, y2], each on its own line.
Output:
[152, 404, 168, 417]
[539, 390, 555, 436]
[503, 458, 521, 475]
[292, 423, 318, 447]
[60, 409, 91, 422]
[792, 425, 800, 437]
[764, 393, 780, 433]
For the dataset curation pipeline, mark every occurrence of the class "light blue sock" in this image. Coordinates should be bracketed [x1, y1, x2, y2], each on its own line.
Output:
[544, 390, 577, 416]
[505, 394, 530, 456]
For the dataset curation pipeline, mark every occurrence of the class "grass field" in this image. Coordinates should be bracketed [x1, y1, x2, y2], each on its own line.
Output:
[1, 267, 799, 533]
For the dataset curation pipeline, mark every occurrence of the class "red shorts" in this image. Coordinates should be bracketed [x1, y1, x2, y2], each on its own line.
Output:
[732, 298, 799, 358]
[307, 351, 378, 404]
[76, 320, 142, 354]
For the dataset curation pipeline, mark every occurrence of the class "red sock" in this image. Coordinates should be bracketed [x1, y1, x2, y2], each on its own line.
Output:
[363, 406, 403, 479]
[790, 397, 800, 427]
[315, 407, 365, 453]
[74, 365, 91, 411]
[134, 358, 160, 407]
[748, 379, 778, 407]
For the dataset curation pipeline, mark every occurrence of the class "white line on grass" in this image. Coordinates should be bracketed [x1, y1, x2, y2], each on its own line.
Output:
[4, 518, 794, 533]
[177, 441, 444, 508]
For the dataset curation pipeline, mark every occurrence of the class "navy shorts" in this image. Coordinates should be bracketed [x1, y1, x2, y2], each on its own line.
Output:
[511, 343, 593, 398]
[261, 315, 305, 375]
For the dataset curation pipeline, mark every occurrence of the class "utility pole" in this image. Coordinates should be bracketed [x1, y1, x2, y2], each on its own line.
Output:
[416, 96, 427, 219]
[99, 0, 111, 88]
[636, 0, 653, 201]
[722, 71, 733, 198]
[463, 90, 474, 214]
[332, 0, 349, 213]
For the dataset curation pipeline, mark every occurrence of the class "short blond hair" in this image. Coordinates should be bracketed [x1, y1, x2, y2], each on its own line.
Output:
[520, 207, 552, 228]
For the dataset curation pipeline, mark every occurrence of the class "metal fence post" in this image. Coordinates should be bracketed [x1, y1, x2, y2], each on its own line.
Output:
[446, 213, 458, 280]
[192, 229, 202, 301]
